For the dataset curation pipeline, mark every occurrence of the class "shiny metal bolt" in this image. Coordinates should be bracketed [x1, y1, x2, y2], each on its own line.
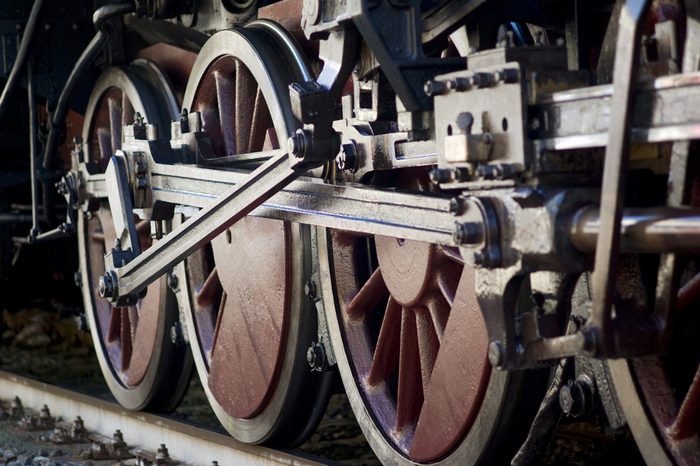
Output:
[429, 168, 455, 185]
[559, 377, 594, 418]
[304, 279, 317, 300]
[488, 340, 505, 367]
[306, 342, 327, 371]
[98, 273, 114, 299]
[167, 272, 178, 291]
[453, 222, 482, 245]
[424, 80, 448, 96]
[287, 129, 311, 159]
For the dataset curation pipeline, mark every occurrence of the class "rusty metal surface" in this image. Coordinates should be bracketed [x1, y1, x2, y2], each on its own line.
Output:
[330, 232, 490, 462]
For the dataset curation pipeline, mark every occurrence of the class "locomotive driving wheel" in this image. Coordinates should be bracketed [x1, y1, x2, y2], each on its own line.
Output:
[319, 190, 549, 464]
[609, 258, 700, 465]
[78, 61, 191, 411]
[179, 23, 332, 445]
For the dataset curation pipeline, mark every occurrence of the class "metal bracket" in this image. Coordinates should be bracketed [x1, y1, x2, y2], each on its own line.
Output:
[289, 28, 358, 168]
[104, 151, 142, 268]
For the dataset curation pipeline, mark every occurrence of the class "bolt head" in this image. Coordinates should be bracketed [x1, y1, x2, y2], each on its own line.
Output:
[306, 346, 316, 366]
[304, 279, 316, 299]
[559, 384, 576, 414]
[424, 80, 447, 97]
[98, 273, 114, 299]
[559, 377, 594, 417]
[287, 129, 310, 159]
[488, 340, 505, 367]
[167, 273, 178, 291]
[449, 197, 465, 215]
[306, 342, 327, 371]
[453, 222, 482, 245]
[429, 168, 455, 185]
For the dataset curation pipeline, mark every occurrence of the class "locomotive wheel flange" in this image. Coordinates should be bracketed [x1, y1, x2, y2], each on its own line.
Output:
[179, 22, 333, 446]
[319, 212, 550, 464]
[608, 259, 700, 466]
[78, 61, 192, 411]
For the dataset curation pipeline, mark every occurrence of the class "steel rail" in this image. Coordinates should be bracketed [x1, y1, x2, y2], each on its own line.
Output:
[0, 370, 334, 466]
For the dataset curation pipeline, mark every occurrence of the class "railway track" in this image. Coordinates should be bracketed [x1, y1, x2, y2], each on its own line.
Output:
[0, 370, 336, 465]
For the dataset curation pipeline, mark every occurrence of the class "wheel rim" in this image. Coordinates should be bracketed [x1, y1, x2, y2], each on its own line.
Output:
[320, 221, 549, 465]
[180, 25, 329, 445]
[610, 260, 700, 466]
[78, 63, 189, 411]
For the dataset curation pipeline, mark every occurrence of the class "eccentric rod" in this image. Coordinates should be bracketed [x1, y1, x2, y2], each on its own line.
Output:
[570, 206, 700, 254]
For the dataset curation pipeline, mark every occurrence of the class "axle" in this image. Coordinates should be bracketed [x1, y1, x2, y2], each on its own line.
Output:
[571, 206, 700, 254]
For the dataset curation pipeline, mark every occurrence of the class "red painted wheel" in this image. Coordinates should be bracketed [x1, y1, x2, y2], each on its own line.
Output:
[78, 62, 191, 411]
[320, 223, 550, 464]
[180, 24, 332, 445]
[610, 259, 700, 466]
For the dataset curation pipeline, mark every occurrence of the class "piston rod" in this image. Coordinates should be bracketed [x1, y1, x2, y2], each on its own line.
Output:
[571, 206, 700, 254]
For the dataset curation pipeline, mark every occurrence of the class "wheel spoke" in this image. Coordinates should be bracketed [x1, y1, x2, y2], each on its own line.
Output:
[396, 307, 423, 432]
[214, 70, 236, 156]
[346, 267, 389, 320]
[332, 229, 372, 247]
[426, 293, 451, 341]
[135, 219, 151, 248]
[247, 87, 272, 153]
[234, 60, 257, 155]
[108, 97, 122, 153]
[121, 92, 134, 127]
[670, 364, 700, 440]
[126, 281, 161, 386]
[262, 127, 279, 152]
[97, 127, 112, 161]
[677, 272, 700, 313]
[410, 267, 491, 461]
[415, 306, 439, 392]
[90, 230, 106, 243]
[107, 308, 121, 343]
[367, 297, 401, 385]
[437, 273, 456, 307]
[120, 307, 132, 371]
[209, 291, 226, 360]
[196, 267, 222, 308]
[439, 246, 464, 265]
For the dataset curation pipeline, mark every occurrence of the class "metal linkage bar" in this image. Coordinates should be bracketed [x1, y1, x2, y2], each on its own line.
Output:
[102, 150, 303, 306]
[535, 71, 700, 150]
[86, 161, 459, 247]
[150, 164, 457, 243]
